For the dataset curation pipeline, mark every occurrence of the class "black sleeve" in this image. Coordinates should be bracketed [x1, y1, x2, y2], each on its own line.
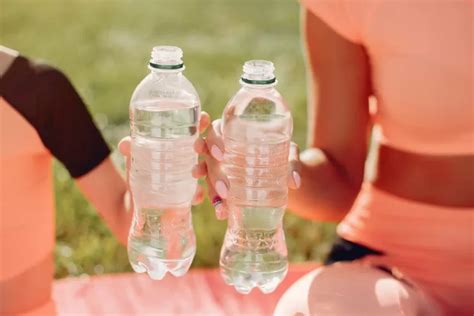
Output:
[0, 56, 110, 178]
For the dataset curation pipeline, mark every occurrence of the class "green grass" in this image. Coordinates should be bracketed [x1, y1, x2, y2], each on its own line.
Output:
[1, 0, 336, 279]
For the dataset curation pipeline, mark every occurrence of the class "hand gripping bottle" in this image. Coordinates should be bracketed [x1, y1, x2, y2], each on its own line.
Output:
[220, 60, 293, 293]
[128, 46, 200, 279]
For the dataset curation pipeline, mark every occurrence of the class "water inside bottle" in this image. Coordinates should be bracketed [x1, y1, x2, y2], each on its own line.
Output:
[220, 207, 288, 294]
[221, 111, 291, 293]
[128, 100, 199, 279]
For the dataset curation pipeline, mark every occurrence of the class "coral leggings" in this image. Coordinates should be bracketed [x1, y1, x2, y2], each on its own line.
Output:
[275, 184, 474, 315]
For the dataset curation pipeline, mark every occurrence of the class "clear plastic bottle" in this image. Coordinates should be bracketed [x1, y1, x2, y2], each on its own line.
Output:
[220, 60, 293, 294]
[128, 46, 200, 280]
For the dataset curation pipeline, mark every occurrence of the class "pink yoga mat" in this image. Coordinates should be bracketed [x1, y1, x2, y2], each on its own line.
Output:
[53, 263, 318, 315]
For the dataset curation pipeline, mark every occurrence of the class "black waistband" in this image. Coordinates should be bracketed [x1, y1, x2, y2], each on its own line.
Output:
[325, 237, 383, 265]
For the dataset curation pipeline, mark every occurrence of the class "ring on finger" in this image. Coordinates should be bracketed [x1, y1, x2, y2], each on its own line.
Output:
[212, 196, 223, 207]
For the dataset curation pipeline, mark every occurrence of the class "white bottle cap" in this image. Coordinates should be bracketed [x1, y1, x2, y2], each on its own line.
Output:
[149, 46, 184, 70]
[241, 60, 276, 85]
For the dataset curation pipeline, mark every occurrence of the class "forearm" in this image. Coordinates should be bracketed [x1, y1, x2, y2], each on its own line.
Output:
[293, 8, 372, 223]
[288, 148, 361, 222]
[76, 158, 132, 246]
[91, 187, 131, 246]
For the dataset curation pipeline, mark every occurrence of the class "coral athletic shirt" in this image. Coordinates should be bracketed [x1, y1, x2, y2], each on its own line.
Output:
[0, 55, 110, 281]
[300, 2, 473, 314]
[301, 0, 473, 155]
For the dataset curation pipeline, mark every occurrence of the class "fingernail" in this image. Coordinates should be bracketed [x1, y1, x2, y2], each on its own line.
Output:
[215, 180, 228, 199]
[293, 171, 301, 188]
[211, 145, 224, 161]
[124, 191, 131, 213]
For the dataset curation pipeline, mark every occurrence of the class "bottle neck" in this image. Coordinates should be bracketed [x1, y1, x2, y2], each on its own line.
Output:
[240, 73, 277, 89]
[148, 57, 185, 74]
[149, 66, 185, 76]
[240, 80, 277, 90]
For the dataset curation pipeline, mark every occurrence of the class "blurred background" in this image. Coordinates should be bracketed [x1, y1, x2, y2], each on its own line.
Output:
[1, 0, 336, 279]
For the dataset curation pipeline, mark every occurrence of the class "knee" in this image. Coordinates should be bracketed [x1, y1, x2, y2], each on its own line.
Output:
[275, 262, 426, 316]
[307, 263, 418, 316]
[273, 269, 320, 316]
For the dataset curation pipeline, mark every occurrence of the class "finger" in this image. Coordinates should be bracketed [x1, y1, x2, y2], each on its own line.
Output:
[299, 147, 326, 167]
[199, 111, 211, 134]
[289, 142, 299, 164]
[124, 155, 131, 189]
[117, 137, 132, 186]
[288, 142, 302, 190]
[205, 155, 229, 199]
[124, 190, 132, 213]
[118, 136, 131, 156]
[194, 137, 209, 155]
[207, 177, 228, 220]
[206, 119, 225, 161]
[192, 185, 205, 205]
[192, 160, 207, 178]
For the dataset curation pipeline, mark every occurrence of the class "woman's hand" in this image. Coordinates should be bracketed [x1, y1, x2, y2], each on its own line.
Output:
[118, 111, 211, 206]
[193, 118, 302, 220]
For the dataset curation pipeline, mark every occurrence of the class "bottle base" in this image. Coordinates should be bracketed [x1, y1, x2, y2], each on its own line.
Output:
[220, 265, 288, 294]
[130, 254, 195, 280]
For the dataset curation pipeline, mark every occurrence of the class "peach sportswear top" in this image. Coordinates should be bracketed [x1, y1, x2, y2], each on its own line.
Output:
[0, 56, 110, 282]
[301, 0, 473, 155]
[300, 1, 474, 313]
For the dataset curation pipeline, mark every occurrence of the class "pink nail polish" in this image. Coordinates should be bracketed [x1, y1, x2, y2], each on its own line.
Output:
[215, 180, 228, 199]
[211, 145, 224, 161]
[293, 171, 301, 188]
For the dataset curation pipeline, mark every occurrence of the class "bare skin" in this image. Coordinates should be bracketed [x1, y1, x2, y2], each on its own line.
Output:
[117, 111, 210, 207]
[0, 46, 210, 314]
[1, 156, 134, 313]
[195, 7, 371, 221]
[64, 112, 211, 248]
[1, 117, 210, 315]
[199, 9, 473, 316]
[197, 8, 473, 223]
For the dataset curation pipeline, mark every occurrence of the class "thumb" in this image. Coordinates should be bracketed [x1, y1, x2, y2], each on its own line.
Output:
[118, 136, 131, 157]
[118, 136, 132, 188]
[288, 142, 301, 190]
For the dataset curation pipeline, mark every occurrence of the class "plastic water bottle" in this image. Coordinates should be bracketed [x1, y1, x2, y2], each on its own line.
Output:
[128, 46, 200, 280]
[219, 60, 293, 294]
